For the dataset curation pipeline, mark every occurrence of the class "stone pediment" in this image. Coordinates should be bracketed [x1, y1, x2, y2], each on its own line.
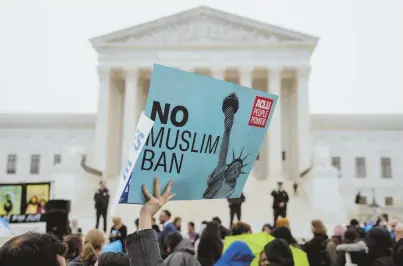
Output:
[91, 6, 318, 48]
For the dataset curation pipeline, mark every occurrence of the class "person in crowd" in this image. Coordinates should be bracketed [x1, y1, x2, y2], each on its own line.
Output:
[392, 223, 403, 266]
[336, 228, 367, 266]
[271, 182, 289, 226]
[194, 221, 208, 251]
[96, 252, 129, 266]
[366, 226, 396, 266]
[158, 209, 177, 259]
[69, 229, 105, 266]
[259, 238, 295, 266]
[293, 182, 298, 196]
[109, 217, 127, 252]
[134, 218, 139, 231]
[164, 231, 200, 266]
[389, 218, 399, 240]
[125, 176, 175, 266]
[68, 218, 82, 234]
[262, 223, 273, 234]
[25, 195, 39, 214]
[348, 219, 366, 239]
[152, 217, 161, 235]
[188, 221, 199, 246]
[212, 217, 229, 239]
[197, 221, 223, 266]
[0, 231, 67, 266]
[215, 240, 255, 266]
[94, 181, 110, 232]
[271, 226, 299, 247]
[173, 216, 182, 231]
[230, 221, 252, 236]
[276, 217, 290, 229]
[64, 234, 83, 263]
[326, 225, 345, 266]
[227, 192, 246, 228]
[303, 219, 331, 266]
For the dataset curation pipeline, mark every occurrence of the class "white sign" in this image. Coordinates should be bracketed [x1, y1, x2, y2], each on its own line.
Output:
[110, 112, 154, 216]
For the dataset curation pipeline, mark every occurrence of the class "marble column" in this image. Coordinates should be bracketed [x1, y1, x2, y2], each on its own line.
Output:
[210, 68, 226, 80]
[239, 68, 253, 88]
[268, 69, 283, 180]
[93, 67, 111, 176]
[296, 67, 312, 174]
[121, 69, 139, 168]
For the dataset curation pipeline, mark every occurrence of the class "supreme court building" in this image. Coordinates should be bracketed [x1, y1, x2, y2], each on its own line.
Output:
[90, 6, 318, 182]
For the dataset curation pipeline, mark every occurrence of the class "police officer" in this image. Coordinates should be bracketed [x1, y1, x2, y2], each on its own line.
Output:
[94, 181, 110, 232]
[271, 182, 289, 226]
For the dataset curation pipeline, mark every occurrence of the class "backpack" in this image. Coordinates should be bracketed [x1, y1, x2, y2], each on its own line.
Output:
[319, 239, 331, 266]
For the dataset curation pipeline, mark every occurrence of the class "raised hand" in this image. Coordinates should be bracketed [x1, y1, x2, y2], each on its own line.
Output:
[140, 177, 175, 218]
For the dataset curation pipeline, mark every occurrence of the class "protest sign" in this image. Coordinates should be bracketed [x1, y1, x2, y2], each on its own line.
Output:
[127, 64, 278, 203]
[109, 112, 154, 215]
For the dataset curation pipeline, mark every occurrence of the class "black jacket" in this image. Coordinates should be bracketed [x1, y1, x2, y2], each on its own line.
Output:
[392, 239, 403, 266]
[126, 229, 163, 266]
[227, 193, 245, 208]
[336, 240, 368, 266]
[94, 188, 109, 209]
[271, 190, 289, 209]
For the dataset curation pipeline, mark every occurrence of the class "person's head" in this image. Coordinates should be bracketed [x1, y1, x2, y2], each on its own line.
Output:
[271, 227, 295, 245]
[173, 217, 182, 231]
[230, 222, 252, 236]
[276, 217, 290, 228]
[99, 181, 106, 189]
[261, 224, 273, 234]
[39, 199, 47, 207]
[64, 234, 82, 262]
[311, 219, 326, 235]
[112, 217, 122, 226]
[331, 225, 345, 244]
[83, 229, 105, 262]
[262, 238, 294, 266]
[344, 228, 358, 244]
[71, 218, 78, 227]
[188, 222, 195, 232]
[0, 232, 66, 266]
[366, 227, 393, 259]
[198, 222, 223, 258]
[277, 182, 283, 191]
[395, 223, 403, 241]
[349, 219, 360, 228]
[159, 210, 171, 224]
[97, 252, 129, 266]
[202, 221, 221, 239]
[166, 232, 183, 253]
[212, 217, 222, 225]
[134, 218, 139, 230]
[390, 218, 400, 233]
[30, 196, 39, 204]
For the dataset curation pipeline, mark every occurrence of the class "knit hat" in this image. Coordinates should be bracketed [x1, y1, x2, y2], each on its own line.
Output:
[333, 225, 345, 237]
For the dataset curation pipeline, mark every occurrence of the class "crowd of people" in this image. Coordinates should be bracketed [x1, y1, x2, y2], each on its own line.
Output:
[0, 177, 402, 266]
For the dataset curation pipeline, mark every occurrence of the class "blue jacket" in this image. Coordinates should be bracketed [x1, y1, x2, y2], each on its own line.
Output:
[159, 222, 177, 259]
[214, 241, 255, 266]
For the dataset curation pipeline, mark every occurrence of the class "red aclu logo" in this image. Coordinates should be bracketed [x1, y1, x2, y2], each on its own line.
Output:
[248, 96, 273, 128]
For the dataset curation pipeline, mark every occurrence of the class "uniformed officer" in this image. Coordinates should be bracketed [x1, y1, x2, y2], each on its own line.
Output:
[271, 182, 289, 226]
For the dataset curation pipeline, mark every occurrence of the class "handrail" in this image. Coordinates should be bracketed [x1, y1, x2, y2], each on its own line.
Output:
[299, 167, 311, 178]
[80, 155, 103, 177]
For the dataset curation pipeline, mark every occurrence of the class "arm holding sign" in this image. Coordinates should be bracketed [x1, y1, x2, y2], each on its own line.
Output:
[126, 177, 175, 266]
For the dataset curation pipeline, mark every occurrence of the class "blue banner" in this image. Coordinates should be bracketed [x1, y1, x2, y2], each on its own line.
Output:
[127, 64, 278, 203]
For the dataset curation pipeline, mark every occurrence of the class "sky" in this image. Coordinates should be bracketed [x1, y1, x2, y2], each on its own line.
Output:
[0, 0, 402, 114]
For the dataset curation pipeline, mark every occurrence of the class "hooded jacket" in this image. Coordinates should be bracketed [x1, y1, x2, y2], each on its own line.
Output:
[214, 241, 255, 266]
[164, 239, 200, 266]
[366, 227, 396, 266]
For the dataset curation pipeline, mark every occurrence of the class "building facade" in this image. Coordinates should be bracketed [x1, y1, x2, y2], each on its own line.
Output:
[0, 7, 402, 232]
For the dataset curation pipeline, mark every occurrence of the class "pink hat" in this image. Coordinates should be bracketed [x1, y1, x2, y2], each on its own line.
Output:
[333, 225, 345, 237]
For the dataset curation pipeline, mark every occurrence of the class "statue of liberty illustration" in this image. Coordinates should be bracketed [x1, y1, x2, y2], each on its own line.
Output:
[203, 92, 250, 199]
